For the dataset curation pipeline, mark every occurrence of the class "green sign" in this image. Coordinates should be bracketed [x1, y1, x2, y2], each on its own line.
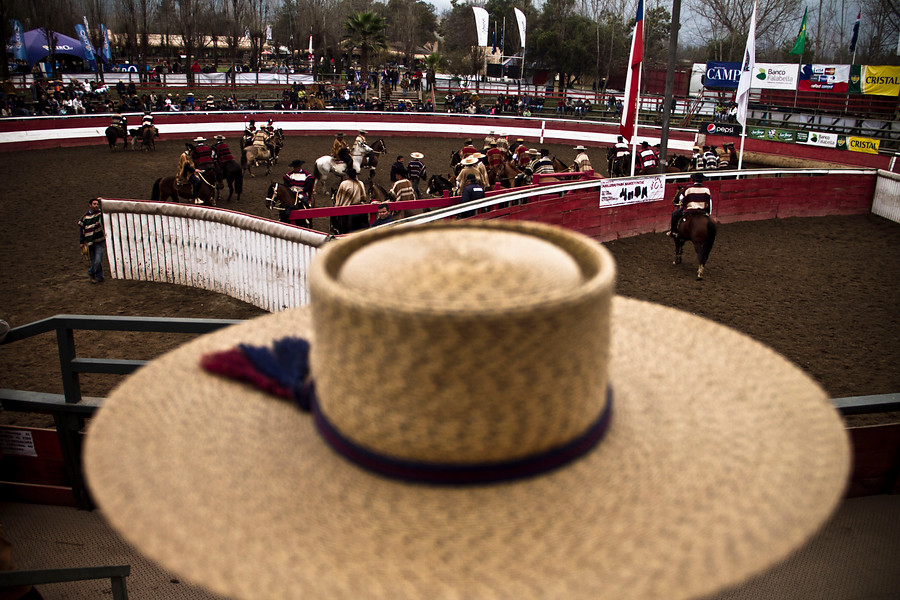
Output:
[748, 127, 797, 143]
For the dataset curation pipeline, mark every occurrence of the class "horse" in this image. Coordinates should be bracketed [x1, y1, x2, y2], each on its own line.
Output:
[363, 138, 387, 178]
[489, 161, 526, 189]
[449, 150, 462, 175]
[673, 205, 718, 280]
[666, 154, 691, 173]
[426, 174, 455, 197]
[150, 169, 218, 206]
[105, 126, 128, 151]
[722, 142, 738, 168]
[369, 182, 390, 202]
[313, 143, 373, 197]
[218, 160, 244, 203]
[552, 156, 572, 173]
[241, 143, 275, 177]
[130, 126, 158, 151]
[265, 182, 311, 228]
[607, 148, 631, 177]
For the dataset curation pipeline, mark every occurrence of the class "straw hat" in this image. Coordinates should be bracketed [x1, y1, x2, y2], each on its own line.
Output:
[460, 155, 480, 165]
[574, 145, 587, 151]
[193, 136, 206, 142]
[410, 152, 424, 159]
[84, 221, 849, 600]
[213, 135, 226, 141]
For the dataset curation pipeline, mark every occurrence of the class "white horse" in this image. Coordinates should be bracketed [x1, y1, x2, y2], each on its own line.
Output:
[313, 143, 372, 196]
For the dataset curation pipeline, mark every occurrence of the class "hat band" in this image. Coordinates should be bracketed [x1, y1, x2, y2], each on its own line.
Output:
[312, 389, 613, 486]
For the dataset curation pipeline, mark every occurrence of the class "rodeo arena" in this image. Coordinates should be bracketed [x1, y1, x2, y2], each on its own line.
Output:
[2, 15, 900, 600]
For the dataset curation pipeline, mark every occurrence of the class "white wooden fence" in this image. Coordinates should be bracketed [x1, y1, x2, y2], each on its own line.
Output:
[873, 170, 900, 224]
[101, 200, 328, 311]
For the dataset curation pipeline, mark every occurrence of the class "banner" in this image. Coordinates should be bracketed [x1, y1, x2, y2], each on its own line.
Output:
[74, 23, 97, 71]
[704, 61, 741, 89]
[750, 63, 799, 90]
[620, 0, 643, 142]
[599, 175, 666, 207]
[9, 19, 26, 61]
[798, 64, 851, 92]
[472, 7, 489, 47]
[747, 127, 796, 143]
[795, 130, 838, 148]
[847, 136, 880, 154]
[514, 8, 526, 48]
[701, 122, 743, 137]
[735, 0, 757, 129]
[849, 65, 900, 96]
[100, 24, 112, 63]
[849, 11, 860, 54]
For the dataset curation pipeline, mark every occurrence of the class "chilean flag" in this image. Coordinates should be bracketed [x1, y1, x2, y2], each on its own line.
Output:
[619, 0, 643, 142]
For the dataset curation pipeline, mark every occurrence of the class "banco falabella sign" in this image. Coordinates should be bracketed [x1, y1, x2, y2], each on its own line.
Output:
[701, 122, 743, 137]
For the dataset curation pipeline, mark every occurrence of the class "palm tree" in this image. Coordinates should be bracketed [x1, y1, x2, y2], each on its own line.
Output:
[342, 12, 387, 92]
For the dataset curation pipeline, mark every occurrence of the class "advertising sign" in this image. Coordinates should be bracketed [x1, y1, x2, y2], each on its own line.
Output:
[703, 61, 741, 89]
[847, 136, 880, 154]
[849, 65, 900, 96]
[796, 131, 838, 148]
[750, 63, 800, 90]
[798, 64, 850, 93]
[748, 127, 796, 143]
[599, 175, 667, 207]
[700, 122, 743, 137]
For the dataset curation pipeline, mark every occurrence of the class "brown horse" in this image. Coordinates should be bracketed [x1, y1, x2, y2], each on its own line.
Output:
[674, 212, 718, 280]
[130, 126, 158, 151]
[105, 126, 128, 151]
[666, 154, 691, 172]
[241, 144, 275, 177]
[489, 161, 525, 188]
[265, 182, 312, 228]
[362, 138, 387, 178]
[150, 169, 218, 206]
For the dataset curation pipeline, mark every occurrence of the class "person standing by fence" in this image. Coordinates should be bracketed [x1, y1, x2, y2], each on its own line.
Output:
[78, 198, 106, 284]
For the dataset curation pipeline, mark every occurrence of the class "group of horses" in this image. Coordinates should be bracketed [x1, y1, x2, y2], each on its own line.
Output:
[606, 142, 738, 178]
[105, 125, 159, 152]
[150, 142, 244, 206]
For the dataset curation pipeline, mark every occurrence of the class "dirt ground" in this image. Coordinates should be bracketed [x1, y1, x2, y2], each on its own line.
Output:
[1, 134, 898, 429]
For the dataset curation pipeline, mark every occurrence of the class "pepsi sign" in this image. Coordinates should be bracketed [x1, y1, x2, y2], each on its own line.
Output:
[700, 122, 743, 137]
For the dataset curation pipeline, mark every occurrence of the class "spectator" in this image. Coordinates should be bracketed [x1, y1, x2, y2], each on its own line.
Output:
[389, 155, 406, 182]
[78, 198, 106, 284]
[458, 173, 484, 219]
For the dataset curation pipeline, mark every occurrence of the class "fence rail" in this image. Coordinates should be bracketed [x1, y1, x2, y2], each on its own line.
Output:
[103, 200, 328, 311]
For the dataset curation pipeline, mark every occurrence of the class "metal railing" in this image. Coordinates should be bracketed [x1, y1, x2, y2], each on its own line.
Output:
[0, 315, 242, 509]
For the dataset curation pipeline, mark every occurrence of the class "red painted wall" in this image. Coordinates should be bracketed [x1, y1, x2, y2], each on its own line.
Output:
[474, 173, 876, 242]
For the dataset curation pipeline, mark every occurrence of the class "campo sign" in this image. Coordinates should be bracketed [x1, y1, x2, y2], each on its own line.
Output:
[701, 122, 743, 137]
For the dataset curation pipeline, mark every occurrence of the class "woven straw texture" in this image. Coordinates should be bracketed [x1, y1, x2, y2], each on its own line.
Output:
[84, 301, 849, 600]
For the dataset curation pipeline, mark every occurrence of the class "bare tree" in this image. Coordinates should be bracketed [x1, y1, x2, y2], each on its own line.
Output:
[175, 0, 212, 83]
[685, 0, 803, 60]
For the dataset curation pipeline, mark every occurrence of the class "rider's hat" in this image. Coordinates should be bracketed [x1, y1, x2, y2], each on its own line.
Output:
[527, 149, 540, 156]
[193, 137, 206, 143]
[516, 138, 524, 142]
[464, 138, 473, 144]
[472, 153, 485, 160]
[207, 95, 214, 99]
[640, 140, 649, 147]
[461, 155, 479, 165]
[289, 159, 305, 168]
[574, 145, 587, 151]
[359, 129, 367, 134]
[410, 152, 424, 159]
[213, 135, 226, 141]
[691, 172, 707, 182]
[336, 132, 344, 137]
[85, 220, 850, 600]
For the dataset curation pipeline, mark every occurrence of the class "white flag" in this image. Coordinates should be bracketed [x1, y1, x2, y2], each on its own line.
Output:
[735, 0, 757, 128]
[472, 7, 489, 47]
[514, 8, 526, 48]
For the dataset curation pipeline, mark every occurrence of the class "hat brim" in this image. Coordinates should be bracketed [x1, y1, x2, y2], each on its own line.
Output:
[85, 299, 848, 600]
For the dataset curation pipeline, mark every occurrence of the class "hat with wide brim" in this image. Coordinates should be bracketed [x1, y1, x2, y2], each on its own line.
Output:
[193, 136, 206, 142]
[85, 221, 849, 600]
[461, 155, 479, 165]
[410, 152, 424, 159]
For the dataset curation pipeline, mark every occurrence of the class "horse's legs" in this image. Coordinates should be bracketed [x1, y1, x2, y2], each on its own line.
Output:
[674, 240, 684, 265]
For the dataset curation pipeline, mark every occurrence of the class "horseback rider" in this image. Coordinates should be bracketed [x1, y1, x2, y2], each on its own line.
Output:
[483, 130, 496, 153]
[486, 141, 505, 170]
[573, 145, 592, 172]
[354, 130, 372, 168]
[691, 145, 703, 171]
[140, 111, 154, 137]
[111, 112, 127, 137]
[456, 155, 487, 191]
[212, 135, 234, 165]
[263, 118, 276, 136]
[638, 141, 659, 173]
[496, 133, 510, 157]
[175, 144, 203, 203]
[667, 172, 712, 237]
[460, 138, 478, 159]
[331, 132, 351, 173]
[531, 149, 556, 176]
[192, 137, 215, 171]
[283, 159, 314, 199]
[703, 146, 719, 170]
[243, 119, 257, 148]
[512, 138, 528, 166]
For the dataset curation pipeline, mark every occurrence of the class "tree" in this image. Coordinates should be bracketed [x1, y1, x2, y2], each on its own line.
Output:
[533, 0, 596, 91]
[384, 0, 438, 66]
[174, 0, 211, 83]
[685, 0, 804, 61]
[644, 5, 671, 67]
[342, 12, 387, 84]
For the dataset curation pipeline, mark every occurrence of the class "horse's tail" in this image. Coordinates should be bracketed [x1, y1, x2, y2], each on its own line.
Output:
[313, 161, 321, 180]
[699, 218, 717, 265]
[234, 169, 243, 195]
[151, 178, 161, 201]
[240, 148, 248, 170]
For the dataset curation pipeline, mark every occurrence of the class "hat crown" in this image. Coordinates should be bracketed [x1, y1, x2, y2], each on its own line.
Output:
[309, 222, 615, 465]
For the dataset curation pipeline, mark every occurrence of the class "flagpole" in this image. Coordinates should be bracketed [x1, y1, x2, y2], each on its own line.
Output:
[630, 66, 641, 176]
